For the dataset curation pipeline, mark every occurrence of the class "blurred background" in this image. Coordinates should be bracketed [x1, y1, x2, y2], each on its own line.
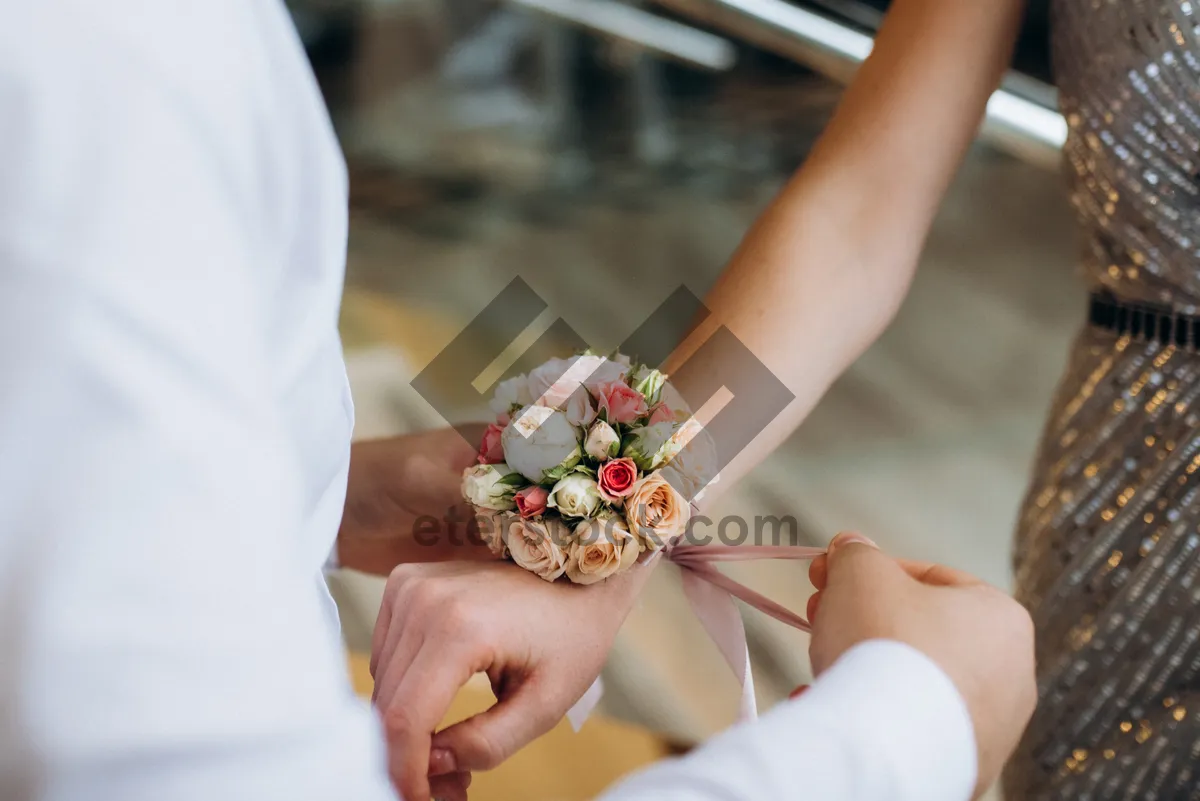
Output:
[305, 0, 1080, 796]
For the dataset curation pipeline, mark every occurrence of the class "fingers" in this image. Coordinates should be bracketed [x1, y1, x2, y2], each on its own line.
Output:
[369, 577, 398, 681]
[808, 554, 827, 590]
[381, 646, 476, 801]
[430, 680, 560, 773]
[810, 532, 978, 590]
[824, 532, 902, 590]
[372, 622, 423, 707]
[895, 558, 983, 588]
[810, 532, 875, 589]
[429, 772, 472, 801]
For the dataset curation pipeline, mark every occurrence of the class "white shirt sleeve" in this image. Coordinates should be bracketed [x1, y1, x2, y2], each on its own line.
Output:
[0, 6, 395, 801]
[600, 640, 978, 801]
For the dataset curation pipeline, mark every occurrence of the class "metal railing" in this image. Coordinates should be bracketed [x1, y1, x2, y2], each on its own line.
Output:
[656, 0, 1068, 169]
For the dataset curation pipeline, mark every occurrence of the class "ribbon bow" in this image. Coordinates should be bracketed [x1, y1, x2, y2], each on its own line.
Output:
[566, 543, 827, 730]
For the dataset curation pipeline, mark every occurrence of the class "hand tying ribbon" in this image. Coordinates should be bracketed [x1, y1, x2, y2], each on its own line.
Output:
[566, 542, 828, 731]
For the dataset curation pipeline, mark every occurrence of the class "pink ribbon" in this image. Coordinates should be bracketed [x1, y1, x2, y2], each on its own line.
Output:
[566, 543, 827, 731]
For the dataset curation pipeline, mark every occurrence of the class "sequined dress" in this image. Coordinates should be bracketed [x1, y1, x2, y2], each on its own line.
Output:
[1003, 2, 1200, 798]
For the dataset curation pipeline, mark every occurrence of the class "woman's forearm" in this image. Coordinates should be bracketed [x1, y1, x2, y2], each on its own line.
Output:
[669, 0, 1027, 495]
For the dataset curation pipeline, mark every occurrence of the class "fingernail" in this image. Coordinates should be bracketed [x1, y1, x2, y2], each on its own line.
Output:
[429, 748, 457, 776]
[788, 684, 810, 700]
[829, 532, 877, 555]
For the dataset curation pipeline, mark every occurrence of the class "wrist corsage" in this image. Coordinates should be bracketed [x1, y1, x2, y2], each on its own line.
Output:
[462, 352, 719, 584]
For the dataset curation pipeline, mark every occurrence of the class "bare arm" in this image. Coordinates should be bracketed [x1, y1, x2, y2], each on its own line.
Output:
[668, 0, 1027, 493]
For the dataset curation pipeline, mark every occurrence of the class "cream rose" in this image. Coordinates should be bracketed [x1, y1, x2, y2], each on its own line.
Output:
[567, 515, 641, 585]
[547, 472, 603, 519]
[461, 462, 520, 511]
[502, 405, 582, 483]
[584, 420, 620, 461]
[624, 472, 691, 552]
[505, 517, 572, 582]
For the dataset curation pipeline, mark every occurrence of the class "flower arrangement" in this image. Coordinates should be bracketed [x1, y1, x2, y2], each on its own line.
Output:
[462, 352, 719, 585]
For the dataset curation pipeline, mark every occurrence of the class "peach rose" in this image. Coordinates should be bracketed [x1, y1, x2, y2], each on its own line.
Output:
[505, 517, 571, 581]
[593, 380, 649, 424]
[624, 472, 691, 552]
[567, 516, 641, 585]
[475, 511, 514, 558]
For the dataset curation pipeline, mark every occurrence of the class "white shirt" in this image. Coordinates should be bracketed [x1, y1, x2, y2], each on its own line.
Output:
[0, 2, 976, 800]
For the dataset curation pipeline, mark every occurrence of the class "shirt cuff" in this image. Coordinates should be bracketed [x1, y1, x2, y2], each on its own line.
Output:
[795, 639, 978, 801]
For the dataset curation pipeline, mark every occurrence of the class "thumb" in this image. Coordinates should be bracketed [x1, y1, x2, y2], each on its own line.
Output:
[429, 681, 560, 772]
[825, 532, 903, 590]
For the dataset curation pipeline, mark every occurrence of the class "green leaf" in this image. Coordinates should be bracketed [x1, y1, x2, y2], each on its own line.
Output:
[497, 473, 529, 488]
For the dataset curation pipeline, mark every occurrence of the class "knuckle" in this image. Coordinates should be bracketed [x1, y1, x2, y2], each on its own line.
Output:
[388, 563, 420, 587]
[440, 597, 482, 638]
[464, 729, 505, 770]
[381, 705, 417, 741]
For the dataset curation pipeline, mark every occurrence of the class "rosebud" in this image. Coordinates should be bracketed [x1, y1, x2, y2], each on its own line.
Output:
[584, 420, 621, 461]
[631, 365, 667, 406]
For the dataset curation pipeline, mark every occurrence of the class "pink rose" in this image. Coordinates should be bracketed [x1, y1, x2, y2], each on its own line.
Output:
[598, 457, 638, 502]
[477, 423, 505, 464]
[594, 381, 648, 424]
[648, 403, 673, 425]
[514, 485, 549, 519]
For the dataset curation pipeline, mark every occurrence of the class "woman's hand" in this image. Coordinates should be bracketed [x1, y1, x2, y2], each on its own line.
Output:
[338, 426, 496, 573]
[369, 559, 647, 801]
[807, 533, 1036, 798]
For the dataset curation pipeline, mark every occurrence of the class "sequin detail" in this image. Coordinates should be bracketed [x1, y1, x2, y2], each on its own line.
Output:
[1002, 3, 1200, 798]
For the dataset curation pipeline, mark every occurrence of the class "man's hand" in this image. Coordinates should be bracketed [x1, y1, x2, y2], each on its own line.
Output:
[370, 560, 644, 801]
[807, 532, 1036, 798]
[338, 427, 496, 573]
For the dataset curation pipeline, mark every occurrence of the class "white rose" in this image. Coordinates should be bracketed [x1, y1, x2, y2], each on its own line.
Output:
[621, 421, 678, 471]
[564, 390, 597, 427]
[662, 418, 720, 502]
[461, 463, 520, 511]
[506, 517, 572, 581]
[631, 365, 667, 404]
[528, 355, 628, 408]
[489, 374, 533, 417]
[659, 380, 692, 418]
[547, 472, 603, 518]
[566, 515, 641, 585]
[502, 405, 582, 483]
[584, 420, 620, 461]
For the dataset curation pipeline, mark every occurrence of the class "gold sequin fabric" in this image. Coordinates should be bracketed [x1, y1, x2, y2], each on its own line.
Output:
[1003, 3, 1200, 797]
